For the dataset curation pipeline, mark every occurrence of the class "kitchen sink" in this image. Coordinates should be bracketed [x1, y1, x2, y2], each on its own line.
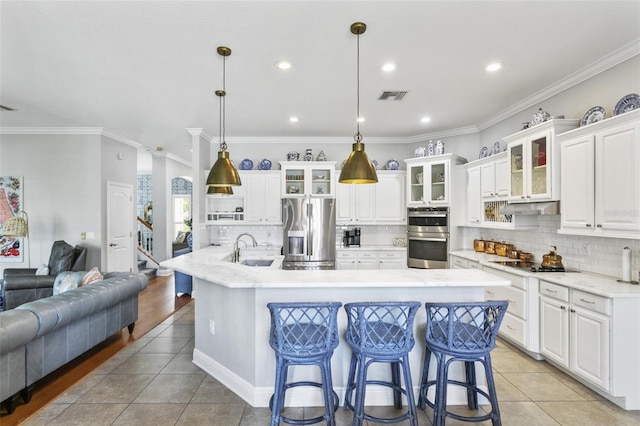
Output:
[240, 259, 274, 267]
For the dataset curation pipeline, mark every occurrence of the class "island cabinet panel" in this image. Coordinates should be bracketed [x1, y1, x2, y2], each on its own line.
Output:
[559, 110, 640, 238]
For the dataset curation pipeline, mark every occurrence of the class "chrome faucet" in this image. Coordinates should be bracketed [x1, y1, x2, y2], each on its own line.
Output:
[233, 233, 258, 262]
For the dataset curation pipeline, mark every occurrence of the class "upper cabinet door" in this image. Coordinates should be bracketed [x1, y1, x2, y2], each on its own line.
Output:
[280, 161, 336, 197]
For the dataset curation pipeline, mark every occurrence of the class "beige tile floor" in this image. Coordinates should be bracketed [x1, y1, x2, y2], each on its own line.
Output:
[22, 302, 640, 425]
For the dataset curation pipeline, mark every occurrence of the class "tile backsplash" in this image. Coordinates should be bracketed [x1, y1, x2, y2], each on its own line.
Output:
[207, 225, 407, 249]
[463, 216, 640, 281]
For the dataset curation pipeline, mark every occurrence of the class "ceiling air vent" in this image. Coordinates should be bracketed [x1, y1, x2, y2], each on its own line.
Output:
[0, 105, 16, 111]
[378, 91, 408, 101]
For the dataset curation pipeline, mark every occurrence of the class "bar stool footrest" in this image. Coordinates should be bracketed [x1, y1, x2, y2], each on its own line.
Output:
[270, 381, 339, 425]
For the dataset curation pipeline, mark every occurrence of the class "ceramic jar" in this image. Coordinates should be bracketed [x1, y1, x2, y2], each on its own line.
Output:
[304, 149, 313, 161]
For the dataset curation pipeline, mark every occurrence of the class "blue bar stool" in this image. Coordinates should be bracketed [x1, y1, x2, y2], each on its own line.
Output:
[343, 301, 421, 426]
[417, 301, 509, 426]
[267, 302, 342, 426]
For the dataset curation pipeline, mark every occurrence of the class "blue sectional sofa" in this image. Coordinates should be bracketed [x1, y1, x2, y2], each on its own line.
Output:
[0, 272, 148, 414]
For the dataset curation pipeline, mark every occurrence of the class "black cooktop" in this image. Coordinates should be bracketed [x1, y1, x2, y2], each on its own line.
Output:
[489, 260, 579, 273]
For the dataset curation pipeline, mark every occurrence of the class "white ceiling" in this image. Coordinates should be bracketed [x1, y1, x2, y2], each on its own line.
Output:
[1, 1, 639, 165]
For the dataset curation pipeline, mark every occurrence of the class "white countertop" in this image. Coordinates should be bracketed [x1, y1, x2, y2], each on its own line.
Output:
[450, 250, 640, 299]
[160, 246, 508, 289]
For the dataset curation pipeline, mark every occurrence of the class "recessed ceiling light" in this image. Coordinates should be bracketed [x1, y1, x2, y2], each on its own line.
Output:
[485, 62, 503, 72]
[289, 116, 299, 123]
[380, 63, 396, 72]
[357, 116, 365, 123]
[276, 61, 292, 70]
[421, 116, 431, 124]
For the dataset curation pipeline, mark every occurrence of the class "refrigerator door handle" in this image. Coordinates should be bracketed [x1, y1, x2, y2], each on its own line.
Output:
[307, 201, 313, 256]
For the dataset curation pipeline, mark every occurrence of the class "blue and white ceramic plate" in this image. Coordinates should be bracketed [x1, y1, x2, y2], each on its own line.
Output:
[492, 141, 501, 155]
[240, 158, 253, 170]
[479, 146, 489, 158]
[613, 93, 640, 116]
[581, 106, 606, 126]
[386, 159, 399, 170]
[258, 158, 272, 170]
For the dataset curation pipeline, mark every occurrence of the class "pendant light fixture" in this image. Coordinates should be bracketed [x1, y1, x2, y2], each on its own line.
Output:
[339, 22, 378, 184]
[207, 186, 233, 195]
[206, 46, 241, 189]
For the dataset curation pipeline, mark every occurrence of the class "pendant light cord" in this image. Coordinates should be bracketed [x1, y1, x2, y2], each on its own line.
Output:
[355, 30, 362, 143]
[218, 54, 227, 152]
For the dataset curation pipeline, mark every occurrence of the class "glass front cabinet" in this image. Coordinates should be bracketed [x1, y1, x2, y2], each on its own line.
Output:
[504, 119, 579, 203]
[405, 154, 466, 206]
[280, 161, 336, 197]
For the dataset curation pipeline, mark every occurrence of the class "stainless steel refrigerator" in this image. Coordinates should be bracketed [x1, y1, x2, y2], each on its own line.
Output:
[282, 198, 336, 270]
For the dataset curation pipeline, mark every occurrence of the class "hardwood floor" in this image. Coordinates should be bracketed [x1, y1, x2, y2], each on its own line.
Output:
[0, 274, 190, 426]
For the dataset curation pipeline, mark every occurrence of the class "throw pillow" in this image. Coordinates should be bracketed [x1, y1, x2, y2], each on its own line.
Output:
[175, 231, 186, 243]
[80, 267, 103, 286]
[35, 264, 50, 275]
[54, 273, 77, 294]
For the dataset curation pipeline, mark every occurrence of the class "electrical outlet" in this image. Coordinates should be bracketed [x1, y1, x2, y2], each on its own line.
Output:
[209, 319, 215, 335]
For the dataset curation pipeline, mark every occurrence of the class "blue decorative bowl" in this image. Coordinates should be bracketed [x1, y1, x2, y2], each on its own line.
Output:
[259, 158, 272, 170]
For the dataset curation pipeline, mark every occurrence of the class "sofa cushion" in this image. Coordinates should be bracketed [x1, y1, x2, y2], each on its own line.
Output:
[48, 241, 75, 275]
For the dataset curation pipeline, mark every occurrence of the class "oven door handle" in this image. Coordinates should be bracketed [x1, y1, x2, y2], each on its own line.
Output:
[408, 214, 447, 218]
[408, 237, 448, 242]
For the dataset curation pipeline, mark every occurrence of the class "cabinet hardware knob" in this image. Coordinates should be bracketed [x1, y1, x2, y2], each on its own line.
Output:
[586, 224, 592, 227]
[570, 309, 576, 313]
[597, 224, 602, 228]
[561, 305, 566, 310]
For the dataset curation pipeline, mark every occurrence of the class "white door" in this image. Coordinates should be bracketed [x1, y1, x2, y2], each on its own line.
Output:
[107, 181, 134, 272]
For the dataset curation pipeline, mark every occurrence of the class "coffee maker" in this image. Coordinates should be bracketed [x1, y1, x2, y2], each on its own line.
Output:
[342, 227, 361, 247]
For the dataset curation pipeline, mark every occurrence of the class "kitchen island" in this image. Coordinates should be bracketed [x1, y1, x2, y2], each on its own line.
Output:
[160, 246, 510, 408]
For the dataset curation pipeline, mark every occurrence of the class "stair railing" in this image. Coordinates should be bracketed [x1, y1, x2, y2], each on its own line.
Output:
[137, 216, 153, 256]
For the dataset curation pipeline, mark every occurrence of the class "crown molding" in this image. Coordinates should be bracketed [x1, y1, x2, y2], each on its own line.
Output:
[0, 126, 143, 149]
[478, 38, 640, 130]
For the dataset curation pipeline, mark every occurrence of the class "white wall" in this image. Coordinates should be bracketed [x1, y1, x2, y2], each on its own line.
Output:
[0, 134, 102, 273]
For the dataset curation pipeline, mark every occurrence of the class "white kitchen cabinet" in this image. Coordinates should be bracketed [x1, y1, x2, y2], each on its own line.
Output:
[243, 171, 282, 224]
[336, 248, 406, 270]
[336, 250, 357, 270]
[539, 281, 610, 391]
[336, 183, 375, 224]
[559, 110, 640, 238]
[480, 152, 509, 199]
[374, 172, 406, 224]
[483, 266, 540, 357]
[449, 254, 481, 270]
[377, 250, 406, 269]
[465, 165, 482, 225]
[405, 154, 466, 206]
[336, 171, 406, 225]
[280, 161, 336, 197]
[503, 119, 578, 203]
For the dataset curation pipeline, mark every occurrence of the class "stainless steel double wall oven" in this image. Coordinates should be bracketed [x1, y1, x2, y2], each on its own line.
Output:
[407, 206, 449, 269]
